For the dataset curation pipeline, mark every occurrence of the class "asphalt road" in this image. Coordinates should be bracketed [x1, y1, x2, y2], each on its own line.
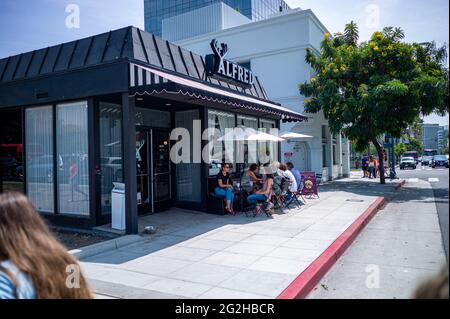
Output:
[308, 169, 447, 299]
[397, 164, 449, 260]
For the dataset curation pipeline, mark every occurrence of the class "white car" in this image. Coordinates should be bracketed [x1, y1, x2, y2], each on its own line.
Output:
[400, 157, 416, 170]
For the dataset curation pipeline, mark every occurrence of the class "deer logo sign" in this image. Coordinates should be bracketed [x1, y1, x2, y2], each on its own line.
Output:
[206, 39, 254, 88]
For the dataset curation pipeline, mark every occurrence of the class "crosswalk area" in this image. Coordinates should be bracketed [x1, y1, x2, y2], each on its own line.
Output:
[407, 177, 441, 183]
[420, 166, 447, 171]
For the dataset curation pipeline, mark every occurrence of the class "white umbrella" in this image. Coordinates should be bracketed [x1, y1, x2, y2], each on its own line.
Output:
[217, 127, 285, 142]
[280, 132, 313, 139]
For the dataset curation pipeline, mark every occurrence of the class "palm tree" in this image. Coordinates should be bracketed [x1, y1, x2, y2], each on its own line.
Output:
[383, 27, 405, 41]
[392, 27, 405, 41]
[344, 21, 359, 46]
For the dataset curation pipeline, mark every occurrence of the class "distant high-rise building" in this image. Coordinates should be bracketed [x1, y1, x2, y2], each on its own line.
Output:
[422, 123, 440, 150]
[144, 0, 291, 37]
[437, 125, 449, 151]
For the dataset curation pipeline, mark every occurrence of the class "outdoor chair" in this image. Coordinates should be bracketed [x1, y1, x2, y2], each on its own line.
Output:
[206, 177, 226, 215]
[271, 174, 291, 213]
[245, 196, 273, 218]
[285, 179, 306, 209]
[316, 173, 323, 185]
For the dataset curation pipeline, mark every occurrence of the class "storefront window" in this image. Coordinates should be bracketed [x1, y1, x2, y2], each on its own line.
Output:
[0, 109, 23, 194]
[25, 106, 54, 213]
[175, 109, 201, 202]
[237, 115, 258, 169]
[260, 118, 277, 164]
[56, 101, 89, 215]
[207, 110, 235, 175]
[136, 108, 170, 127]
[99, 102, 123, 215]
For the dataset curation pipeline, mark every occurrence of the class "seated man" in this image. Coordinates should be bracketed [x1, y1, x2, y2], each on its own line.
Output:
[286, 162, 301, 189]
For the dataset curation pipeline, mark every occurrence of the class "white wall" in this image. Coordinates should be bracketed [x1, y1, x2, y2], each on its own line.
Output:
[177, 9, 349, 180]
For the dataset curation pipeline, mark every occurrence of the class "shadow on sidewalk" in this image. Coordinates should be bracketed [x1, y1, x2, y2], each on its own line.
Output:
[81, 178, 411, 266]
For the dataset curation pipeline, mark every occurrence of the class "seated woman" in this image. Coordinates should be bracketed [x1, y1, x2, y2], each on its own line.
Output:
[241, 163, 260, 193]
[214, 163, 235, 215]
[247, 165, 275, 215]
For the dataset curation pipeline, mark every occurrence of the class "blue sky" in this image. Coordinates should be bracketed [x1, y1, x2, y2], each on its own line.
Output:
[0, 0, 448, 124]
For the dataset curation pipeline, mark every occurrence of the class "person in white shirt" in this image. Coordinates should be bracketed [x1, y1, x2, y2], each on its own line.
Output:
[279, 163, 298, 193]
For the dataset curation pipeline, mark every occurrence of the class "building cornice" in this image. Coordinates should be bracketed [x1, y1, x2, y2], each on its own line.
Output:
[227, 44, 320, 63]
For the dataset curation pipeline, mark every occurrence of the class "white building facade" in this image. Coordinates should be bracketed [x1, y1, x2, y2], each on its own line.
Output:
[175, 9, 350, 180]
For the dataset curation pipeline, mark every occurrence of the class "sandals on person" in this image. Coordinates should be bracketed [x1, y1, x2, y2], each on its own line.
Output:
[224, 206, 235, 215]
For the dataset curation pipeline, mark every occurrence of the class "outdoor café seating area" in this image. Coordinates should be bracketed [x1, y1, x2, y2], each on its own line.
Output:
[207, 162, 320, 218]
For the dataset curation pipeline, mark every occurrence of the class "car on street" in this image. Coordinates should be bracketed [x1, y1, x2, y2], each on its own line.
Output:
[431, 155, 449, 168]
[402, 151, 419, 164]
[400, 157, 417, 170]
[421, 155, 433, 166]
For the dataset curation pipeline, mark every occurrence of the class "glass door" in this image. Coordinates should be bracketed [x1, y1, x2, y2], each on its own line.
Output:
[136, 129, 151, 214]
[136, 128, 171, 214]
[152, 129, 171, 211]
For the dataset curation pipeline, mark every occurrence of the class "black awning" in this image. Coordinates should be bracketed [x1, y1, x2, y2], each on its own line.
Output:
[129, 63, 308, 123]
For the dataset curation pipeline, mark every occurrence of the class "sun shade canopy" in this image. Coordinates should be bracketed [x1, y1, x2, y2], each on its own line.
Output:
[280, 132, 313, 139]
[129, 63, 308, 123]
[217, 126, 285, 142]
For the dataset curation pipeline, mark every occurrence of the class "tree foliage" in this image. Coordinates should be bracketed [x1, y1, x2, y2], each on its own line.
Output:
[394, 143, 408, 160]
[300, 21, 449, 183]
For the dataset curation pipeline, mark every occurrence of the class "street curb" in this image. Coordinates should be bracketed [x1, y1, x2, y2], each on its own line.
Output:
[277, 196, 386, 299]
[69, 235, 144, 260]
[395, 179, 406, 190]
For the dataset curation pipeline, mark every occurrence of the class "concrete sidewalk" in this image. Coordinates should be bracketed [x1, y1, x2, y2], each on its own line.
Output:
[78, 178, 403, 299]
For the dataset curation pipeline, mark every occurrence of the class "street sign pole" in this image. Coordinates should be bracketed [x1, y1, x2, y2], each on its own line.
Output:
[389, 136, 398, 179]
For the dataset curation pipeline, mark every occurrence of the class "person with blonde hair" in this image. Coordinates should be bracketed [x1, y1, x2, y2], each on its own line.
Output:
[0, 192, 93, 299]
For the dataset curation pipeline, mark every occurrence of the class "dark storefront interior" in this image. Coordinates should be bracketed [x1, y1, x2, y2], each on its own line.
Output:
[0, 26, 306, 233]
[0, 109, 23, 193]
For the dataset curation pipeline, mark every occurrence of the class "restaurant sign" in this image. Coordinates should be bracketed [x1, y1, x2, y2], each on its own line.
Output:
[205, 39, 254, 88]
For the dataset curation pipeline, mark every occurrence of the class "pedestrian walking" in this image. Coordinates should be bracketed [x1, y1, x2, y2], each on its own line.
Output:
[69, 157, 88, 202]
[362, 156, 369, 178]
[368, 156, 375, 179]
[0, 192, 93, 299]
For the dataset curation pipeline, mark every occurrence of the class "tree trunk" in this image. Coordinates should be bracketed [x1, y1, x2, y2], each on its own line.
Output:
[372, 139, 386, 184]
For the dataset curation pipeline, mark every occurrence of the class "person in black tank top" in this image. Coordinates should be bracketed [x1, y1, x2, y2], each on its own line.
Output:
[214, 163, 235, 214]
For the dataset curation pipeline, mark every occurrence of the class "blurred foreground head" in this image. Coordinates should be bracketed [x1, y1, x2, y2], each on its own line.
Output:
[0, 192, 92, 299]
[414, 266, 448, 299]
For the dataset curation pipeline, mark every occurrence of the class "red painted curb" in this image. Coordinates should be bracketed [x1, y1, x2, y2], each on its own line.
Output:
[277, 196, 386, 299]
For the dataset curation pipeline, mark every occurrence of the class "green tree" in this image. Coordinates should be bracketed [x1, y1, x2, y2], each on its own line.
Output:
[300, 22, 449, 183]
[406, 137, 423, 153]
[395, 143, 408, 161]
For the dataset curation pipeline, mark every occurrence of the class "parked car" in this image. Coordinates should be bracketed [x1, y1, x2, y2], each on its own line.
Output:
[100, 157, 123, 181]
[431, 155, 449, 168]
[26, 155, 54, 183]
[421, 155, 433, 166]
[400, 157, 416, 170]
